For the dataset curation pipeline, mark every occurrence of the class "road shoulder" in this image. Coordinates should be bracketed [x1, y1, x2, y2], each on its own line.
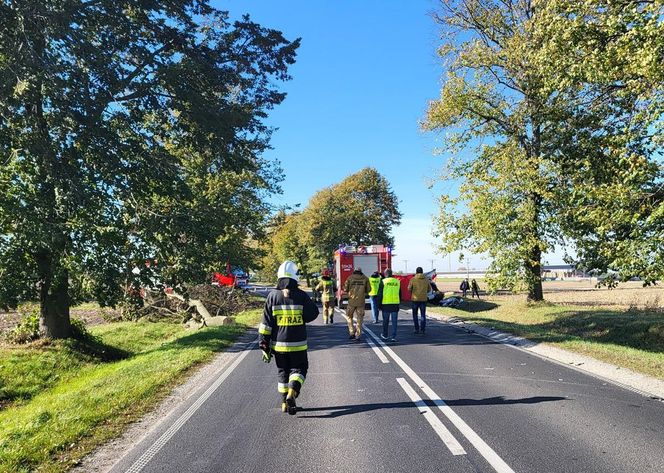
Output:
[428, 311, 664, 401]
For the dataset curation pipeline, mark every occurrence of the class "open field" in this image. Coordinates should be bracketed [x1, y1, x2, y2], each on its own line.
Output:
[0, 309, 262, 473]
[428, 283, 664, 381]
[434, 279, 663, 309]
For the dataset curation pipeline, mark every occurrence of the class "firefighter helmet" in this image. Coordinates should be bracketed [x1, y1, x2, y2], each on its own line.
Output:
[277, 260, 299, 282]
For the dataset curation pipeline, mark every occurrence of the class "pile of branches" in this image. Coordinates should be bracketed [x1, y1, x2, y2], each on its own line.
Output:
[132, 284, 261, 323]
[187, 284, 261, 317]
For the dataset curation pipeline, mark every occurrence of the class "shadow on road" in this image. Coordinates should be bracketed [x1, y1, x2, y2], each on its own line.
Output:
[298, 396, 566, 418]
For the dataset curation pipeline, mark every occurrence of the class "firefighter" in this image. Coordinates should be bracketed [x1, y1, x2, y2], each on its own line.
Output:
[259, 260, 319, 415]
[343, 266, 370, 339]
[368, 271, 382, 323]
[315, 269, 337, 324]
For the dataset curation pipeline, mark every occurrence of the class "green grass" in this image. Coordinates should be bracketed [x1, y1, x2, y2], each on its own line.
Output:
[0, 309, 262, 473]
[429, 300, 664, 380]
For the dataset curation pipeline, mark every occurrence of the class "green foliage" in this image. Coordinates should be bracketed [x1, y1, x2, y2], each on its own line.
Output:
[259, 168, 401, 283]
[533, 0, 664, 284]
[426, 0, 555, 300]
[426, 0, 663, 299]
[0, 2, 299, 337]
[6, 311, 40, 345]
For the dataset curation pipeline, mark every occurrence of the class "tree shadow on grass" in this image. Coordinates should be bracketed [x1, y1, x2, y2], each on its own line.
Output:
[467, 307, 664, 355]
[149, 324, 250, 354]
[299, 396, 566, 418]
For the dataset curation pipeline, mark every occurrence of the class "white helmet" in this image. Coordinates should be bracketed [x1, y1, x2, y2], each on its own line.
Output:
[277, 260, 299, 282]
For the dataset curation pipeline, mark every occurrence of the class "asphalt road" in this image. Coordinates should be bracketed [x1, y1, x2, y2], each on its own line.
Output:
[109, 290, 664, 473]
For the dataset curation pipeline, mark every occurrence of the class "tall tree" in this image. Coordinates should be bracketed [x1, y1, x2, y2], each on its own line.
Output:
[425, 0, 560, 300]
[0, 1, 298, 337]
[301, 167, 402, 268]
[259, 168, 402, 284]
[534, 0, 664, 284]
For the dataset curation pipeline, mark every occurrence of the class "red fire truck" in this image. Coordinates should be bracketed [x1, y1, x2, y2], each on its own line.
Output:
[334, 244, 392, 307]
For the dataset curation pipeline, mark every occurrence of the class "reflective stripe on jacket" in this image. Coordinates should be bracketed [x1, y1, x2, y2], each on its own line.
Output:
[260, 287, 319, 353]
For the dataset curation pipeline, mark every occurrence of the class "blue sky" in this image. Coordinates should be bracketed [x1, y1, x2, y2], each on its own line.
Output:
[219, 0, 562, 271]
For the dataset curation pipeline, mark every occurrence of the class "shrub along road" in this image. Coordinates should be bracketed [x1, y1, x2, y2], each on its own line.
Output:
[107, 302, 664, 473]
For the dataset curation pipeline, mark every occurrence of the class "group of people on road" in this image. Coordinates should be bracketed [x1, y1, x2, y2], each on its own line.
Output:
[259, 260, 479, 416]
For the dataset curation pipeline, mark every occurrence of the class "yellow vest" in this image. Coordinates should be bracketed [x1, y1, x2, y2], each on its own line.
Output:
[381, 277, 401, 304]
[368, 276, 381, 296]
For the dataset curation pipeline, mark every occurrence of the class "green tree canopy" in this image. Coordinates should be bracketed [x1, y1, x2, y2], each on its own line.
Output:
[0, 1, 298, 337]
[425, 0, 662, 299]
[534, 0, 664, 284]
[260, 168, 402, 284]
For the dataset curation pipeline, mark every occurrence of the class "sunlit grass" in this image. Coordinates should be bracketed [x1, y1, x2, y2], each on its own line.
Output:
[0, 309, 262, 472]
[430, 300, 664, 380]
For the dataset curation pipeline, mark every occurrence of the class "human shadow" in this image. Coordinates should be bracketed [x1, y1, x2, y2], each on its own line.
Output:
[299, 395, 566, 418]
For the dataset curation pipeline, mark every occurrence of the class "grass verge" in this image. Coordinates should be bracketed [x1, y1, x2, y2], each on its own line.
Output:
[429, 300, 664, 380]
[0, 309, 261, 472]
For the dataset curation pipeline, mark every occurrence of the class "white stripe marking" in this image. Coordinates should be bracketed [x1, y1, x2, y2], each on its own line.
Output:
[335, 308, 389, 364]
[364, 323, 516, 473]
[397, 377, 467, 455]
[124, 339, 257, 473]
[365, 331, 389, 363]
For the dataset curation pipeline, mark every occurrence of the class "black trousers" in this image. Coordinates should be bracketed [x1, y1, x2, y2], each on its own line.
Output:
[274, 350, 309, 399]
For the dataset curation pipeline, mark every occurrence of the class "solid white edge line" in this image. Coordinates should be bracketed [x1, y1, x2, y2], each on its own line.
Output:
[364, 324, 516, 473]
[396, 377, 467, 456]
[365, 332, 390, 363]
[335, 307, 390, 364]
[124, 339, 258, 473]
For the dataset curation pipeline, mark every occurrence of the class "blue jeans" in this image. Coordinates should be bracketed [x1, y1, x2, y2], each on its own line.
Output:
[369, 296, 380, 323]
[382, 310, 398, 339]
[412, 301, 427, 332]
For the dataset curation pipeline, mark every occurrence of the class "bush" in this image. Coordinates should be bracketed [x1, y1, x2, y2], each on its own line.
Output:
[6, 310, 40, 344]
[5, 309, 96, 344]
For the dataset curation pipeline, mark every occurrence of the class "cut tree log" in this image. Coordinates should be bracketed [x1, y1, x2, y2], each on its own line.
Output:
[165, 292, 212, 326]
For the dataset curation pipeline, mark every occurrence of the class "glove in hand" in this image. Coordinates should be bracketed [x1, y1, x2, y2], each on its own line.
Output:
[259, 338, 272, 363]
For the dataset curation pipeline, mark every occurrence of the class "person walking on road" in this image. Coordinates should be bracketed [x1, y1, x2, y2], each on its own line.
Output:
[368, 271, 382, 324]
[315, 269, 337, 324]
[343, 267, 370, 340]
[378, 268, 401, 342]
[259, 260, 319, 415]
[460, 278, 470, 297]
[471, 279, 481, 299]
[408, 267, 432, 335]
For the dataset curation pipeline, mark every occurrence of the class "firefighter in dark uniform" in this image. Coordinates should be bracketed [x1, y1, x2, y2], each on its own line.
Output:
[259, 260, 319, 415]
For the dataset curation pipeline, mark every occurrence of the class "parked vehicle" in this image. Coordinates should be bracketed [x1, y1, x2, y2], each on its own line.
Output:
[333, 244, 392, 308]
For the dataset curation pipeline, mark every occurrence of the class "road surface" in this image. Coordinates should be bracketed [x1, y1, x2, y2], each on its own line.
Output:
[109, 288, 664, 473]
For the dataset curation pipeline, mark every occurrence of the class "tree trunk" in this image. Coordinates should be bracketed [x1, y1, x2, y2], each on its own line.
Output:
[29, 10, 72, 338]
[36, 250, 72, 339]
[525, 245, 544, 302]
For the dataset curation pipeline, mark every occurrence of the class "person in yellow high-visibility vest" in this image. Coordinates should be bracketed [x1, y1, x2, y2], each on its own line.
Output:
[377, 268, 401, 342]
[314, 269, 337, 324]
[368, 271, 382, 324]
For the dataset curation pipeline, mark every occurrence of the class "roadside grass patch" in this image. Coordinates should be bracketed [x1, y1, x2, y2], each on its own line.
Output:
[0, 309, 261, 472]
[430, 300, 664, 380]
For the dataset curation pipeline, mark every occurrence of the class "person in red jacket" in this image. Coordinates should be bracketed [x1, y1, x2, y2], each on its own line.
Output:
[259, 261, 319, 415]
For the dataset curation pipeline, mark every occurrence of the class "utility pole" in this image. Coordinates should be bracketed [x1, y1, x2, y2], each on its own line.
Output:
[403, 260, 408, 273]
[429, 259, 435, 270]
